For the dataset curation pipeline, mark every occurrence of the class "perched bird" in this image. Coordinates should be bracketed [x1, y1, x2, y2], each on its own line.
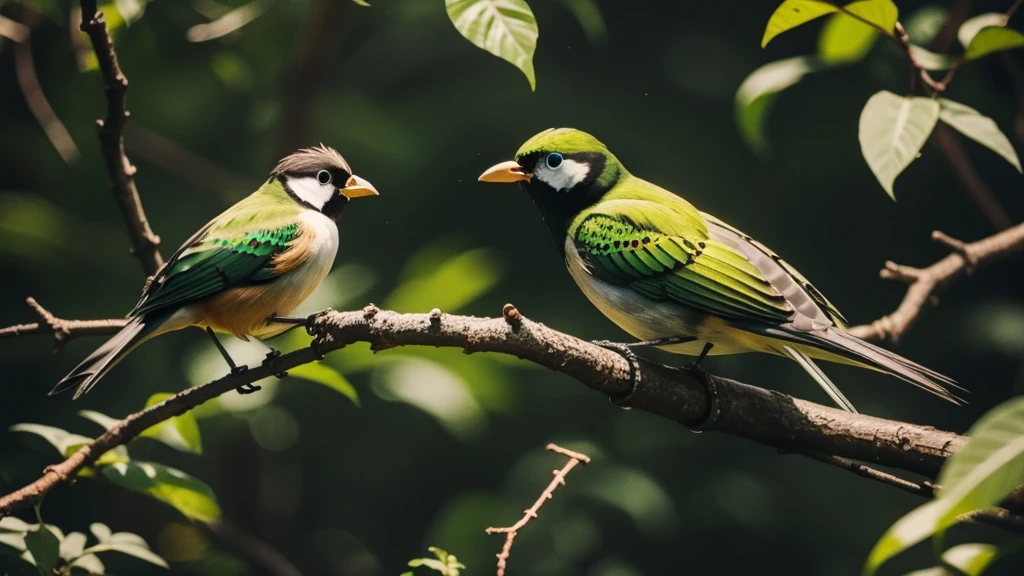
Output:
[53, 145, 378, 399]
[478, 128, 963, 411]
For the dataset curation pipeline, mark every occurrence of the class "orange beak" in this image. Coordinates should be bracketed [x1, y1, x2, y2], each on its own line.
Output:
[340, 174, 379, 199]
[478, 160, 531, 183]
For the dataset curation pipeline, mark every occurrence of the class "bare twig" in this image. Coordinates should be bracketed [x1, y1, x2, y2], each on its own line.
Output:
[486, 444, 590, 576]
[0, 14, 30, 43]
[78, 0, 163, 276]
[0, 298, 127, 349]
[847, 223, 1024, 342]
[798, 452, 936, 498]
[14, 10, 80, 165]
[0, 306, 973, 519]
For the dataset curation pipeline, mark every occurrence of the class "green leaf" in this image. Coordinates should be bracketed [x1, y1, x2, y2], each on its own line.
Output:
[963, 26, 1024, 62]
[762, 0, 838, 47]
[445, 0, 538, 90]
[908, 45, 958, 70]
[0, 516, 28, 552]
[938, 98, 1022, 173]
[818, 13, 879, 63]
[78, 410, 121, 431]
[59, 531, 86, 561]
[114, 0, 146, 25]
[24, 508, 60, 576]
[10, 423, 92, 456]
[958, 13, 1005, 48]
[558, 0, 606, 45]
[858, 90, 939, 200]
[139, 394, 203, 454]
[406, 547, 465, 576]
[904, 5, 948, 45]
[941, 543, 997, 576]
[735, 56, 823, 153]
[287, 362, 360, 406]
[71, 553, 105, 574]
[84, 524, 168, 569]
[842, 0, 897, 36]
[865, 397, 1024, 575]
[351, 0, 370, 5]
[102, 461, 221, 522]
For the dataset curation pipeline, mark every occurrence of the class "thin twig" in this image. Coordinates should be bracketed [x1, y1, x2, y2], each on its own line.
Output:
[14, 9, 80, 165]
[798, 452, 936, 498]
[0, 306, 973, 520]
[78, 0, 163, 276]
[0, 298, 127, 350]
[486, 444, 590, 576]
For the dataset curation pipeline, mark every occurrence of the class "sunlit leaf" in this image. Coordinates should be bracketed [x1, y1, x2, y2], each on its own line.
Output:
[287, 362, 360, 406]
[963, 26, 1024, 62]
[445, 0, 538, 90]
[865, 397, 1024, 575]
[904, 5, 948, 45]
[138, 393, 204, 454]
[10, 423, 92, 456]
[24, 508, 60, 576]
[818, 13, 878, 63]
[351, 0, 371, 5]
[406, 546, 465, 576]
[842, 0, 897, 36]
[371, 357, 486, 441]
[958, 13, 1005, 48]
[735, 56, 822, 153]
[858, 90, 939, 199]
[385, 246, 502, 313]
[942, 543, 997, 576]
[0, 517, 29, 552]
[115, 0, 146, 25]
[908, 45, 958, 70]
[71, 553, 105, 574]
[84, 524, 168, 568]
[938, 98, 1021, 173]
[762, 0, 838, 47]
[578, 465, 677, 535]
[59, 531, 86, 560]
[102, 461, 221, 522]
[186, 0, 271, 42]
[558, 0, 606, 45]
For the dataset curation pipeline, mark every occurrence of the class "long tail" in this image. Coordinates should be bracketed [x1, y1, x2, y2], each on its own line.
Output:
[782, 345, 858, 413]
[758, 324, 966, 406]
[51, 314, 167, 399]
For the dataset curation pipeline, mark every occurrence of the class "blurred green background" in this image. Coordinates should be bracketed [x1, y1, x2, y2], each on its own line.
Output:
[2, 0, 1024, 574]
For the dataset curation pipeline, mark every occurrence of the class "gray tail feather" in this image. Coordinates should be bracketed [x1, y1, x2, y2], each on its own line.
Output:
[51, 315, 161, 399]
[762, 324, 967, 405]
[782, 345, 858, 413]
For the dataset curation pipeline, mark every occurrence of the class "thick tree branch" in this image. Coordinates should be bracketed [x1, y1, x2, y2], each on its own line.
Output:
[78, 0, 163, 276]
[847, 222, 1024, 342]
[0, 306, 975, 519]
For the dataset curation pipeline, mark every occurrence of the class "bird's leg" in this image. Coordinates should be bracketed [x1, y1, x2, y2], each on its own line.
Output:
[206, 327, 261, 394]
[595, 335, 697, 349]
[684, 342, 719, 432]
[262, 347, 288, 380]
[268, 315, 308, 325]
[590, 336, 697, 409]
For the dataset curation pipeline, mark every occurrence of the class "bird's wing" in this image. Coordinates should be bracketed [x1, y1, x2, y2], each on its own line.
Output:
[571, 198, 842, 328]
[128, 209, 305, 318]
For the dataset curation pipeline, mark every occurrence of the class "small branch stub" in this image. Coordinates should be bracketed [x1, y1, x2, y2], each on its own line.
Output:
[485, 443, 590, 576]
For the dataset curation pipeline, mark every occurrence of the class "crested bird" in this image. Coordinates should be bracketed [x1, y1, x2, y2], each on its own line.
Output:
[478, 128, 964, 412]
[53, 145, 378, 399]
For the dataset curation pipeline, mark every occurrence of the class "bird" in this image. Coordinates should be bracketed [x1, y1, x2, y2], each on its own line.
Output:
[53, 144, 379, 399]
[478, 128, 964, 412]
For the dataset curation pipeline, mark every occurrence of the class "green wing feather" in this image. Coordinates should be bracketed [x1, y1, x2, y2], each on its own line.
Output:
[129, 187, 304, 318]
[571, 199, 796, 325]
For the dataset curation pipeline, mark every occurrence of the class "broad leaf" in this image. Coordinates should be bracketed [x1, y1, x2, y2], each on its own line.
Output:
[287, 362, 360, 406]
[10, 423, 92, 456]
[115, 0, 147, 25]
[938, 99, 1021, 173]
[762, 0, 838, 47]
[735, 56, 822, 153]
[942, 543, 997, 576]
[858, 90, 939, 199]
[865, 397, 1024, 575]
[102, 461, 221, 522]
[818, 13, 878, 63]
[139, 393, 203, 454]
[842, 0, 897, 36]
[385, 246, 502, 313]
[904, 5, 948, 45]
[84, 524, 168, 568]
[908, 45, 958, 70]
[558, 0, 607, 45]
[964, 26, 1024, 62]
[59, 531, 87, 560]
[24, 509, 60, 576]
[446, 0, 538, 89]
[958, 13, 1005, 48]
[78, 410, 121, 431]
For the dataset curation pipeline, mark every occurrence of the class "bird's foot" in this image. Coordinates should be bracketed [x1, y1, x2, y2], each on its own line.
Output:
[591, 340, 642, 410]
[594, 335, 697, 350]
[235, 380, 262, 395]
[262, 348, 288, 379]
[683, 342, 718, 432]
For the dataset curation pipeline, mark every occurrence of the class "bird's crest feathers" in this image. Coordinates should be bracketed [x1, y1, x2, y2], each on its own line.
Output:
[271, 143, 351, 177]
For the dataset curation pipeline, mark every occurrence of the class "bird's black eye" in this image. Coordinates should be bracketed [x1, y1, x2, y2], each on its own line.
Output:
[316, 170, 332, 185]
[546, 152, 563, 169]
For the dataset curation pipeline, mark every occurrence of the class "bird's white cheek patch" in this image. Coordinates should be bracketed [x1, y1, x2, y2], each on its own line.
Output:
[534, 159, 590, 192]
[287, 176, 335, 210]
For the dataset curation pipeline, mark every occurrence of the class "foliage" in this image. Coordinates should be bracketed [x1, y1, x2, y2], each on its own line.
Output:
[401, 546, 465, 576]
[738, 0, 1023, 197]
[0, 507, 166, 574]
[865, 396, 1024, 575]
